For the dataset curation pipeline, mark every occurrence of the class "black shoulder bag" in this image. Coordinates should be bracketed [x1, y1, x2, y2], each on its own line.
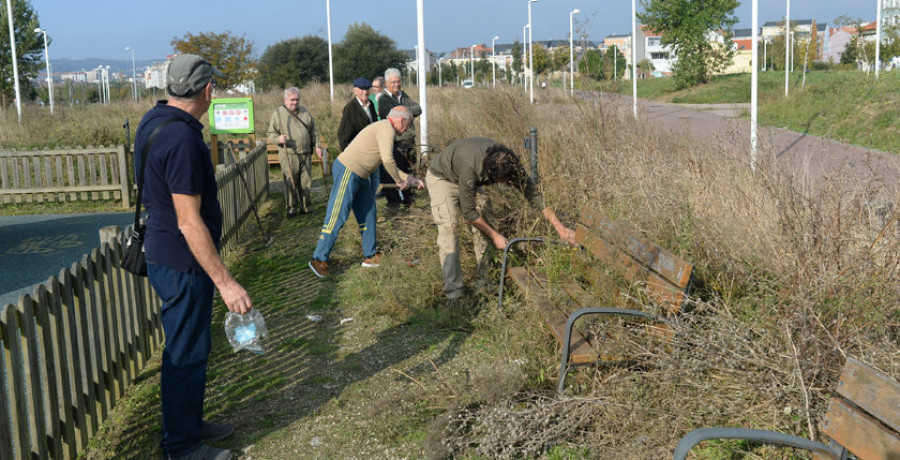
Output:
[121, 118, 180, 276]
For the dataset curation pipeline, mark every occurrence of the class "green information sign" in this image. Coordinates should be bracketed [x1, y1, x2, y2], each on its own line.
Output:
[208, 97, 255, 134]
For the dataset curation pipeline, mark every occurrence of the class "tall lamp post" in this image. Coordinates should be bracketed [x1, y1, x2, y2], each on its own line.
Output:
[125, 46, 137, 102]
[631, 0, 637, 119]
[34, 27, 53, 114]
[528, 0, 538, 104]
[523, 24, 529, 89]
[6, 0, 21, 122]
[326, 0, 334, 102]
[784, 0, 790, 96]
[491, 35, 499, 88]
[569, 9, 580, 97]
[470, 44, 476, 82]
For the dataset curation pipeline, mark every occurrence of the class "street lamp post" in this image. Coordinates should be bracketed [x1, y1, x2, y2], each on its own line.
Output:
[569, 9, 579, 97]
[6, 0, 22, 122]
[125, 46, 137, 102]
[491, 35, 499, 88]
[523, 24, 528, 89]
[528, 0, 538, 104]
[326, 0, 334, 102]
[35, 27, 53, 114]
[785, 0, 790, 96]
[470, 44, 475, 83]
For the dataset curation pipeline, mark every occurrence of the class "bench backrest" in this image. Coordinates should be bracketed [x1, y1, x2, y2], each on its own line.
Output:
[575, 206, 693, 314]
[820, 357, 900, 459]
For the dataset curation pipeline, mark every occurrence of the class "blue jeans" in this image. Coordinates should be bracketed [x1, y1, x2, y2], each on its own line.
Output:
[313, 159, 379, 262]
[148, 263, 214, 457]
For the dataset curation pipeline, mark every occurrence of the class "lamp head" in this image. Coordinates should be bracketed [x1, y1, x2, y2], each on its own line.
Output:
[494, 35, 500, 40]
[34, 27, 42, 33]
[572, 9, 581, 14]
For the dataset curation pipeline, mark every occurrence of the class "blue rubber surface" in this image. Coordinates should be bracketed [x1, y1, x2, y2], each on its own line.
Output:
[0, 212, 133, 307]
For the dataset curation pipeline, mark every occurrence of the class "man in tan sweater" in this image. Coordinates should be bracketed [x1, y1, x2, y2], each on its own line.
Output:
[309, 106, 424, 278]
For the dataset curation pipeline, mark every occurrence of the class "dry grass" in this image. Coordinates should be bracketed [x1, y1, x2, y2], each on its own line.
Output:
[422, 85, 900, 458]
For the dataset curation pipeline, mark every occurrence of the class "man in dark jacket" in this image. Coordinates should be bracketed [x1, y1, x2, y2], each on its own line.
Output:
[377, 68, 421, 209]
[337, 77, 378, 150]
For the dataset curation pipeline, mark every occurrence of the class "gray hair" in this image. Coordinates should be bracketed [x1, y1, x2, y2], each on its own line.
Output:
[384, 68, 401, 80]
[387, 105, 412, 123]
[283, 87, 300, 99]
[372, 76, 385, 86]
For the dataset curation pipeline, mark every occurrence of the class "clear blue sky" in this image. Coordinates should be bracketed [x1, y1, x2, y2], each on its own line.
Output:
[30, 0, 877, 61]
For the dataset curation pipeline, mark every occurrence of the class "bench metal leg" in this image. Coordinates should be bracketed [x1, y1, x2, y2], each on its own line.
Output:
[497, 237, 547, 310]
[672, 427, 841, 460]
[558, 307, 665, 394]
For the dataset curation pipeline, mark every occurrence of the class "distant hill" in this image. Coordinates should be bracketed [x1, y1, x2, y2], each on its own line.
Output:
[51, 58, 162, 74]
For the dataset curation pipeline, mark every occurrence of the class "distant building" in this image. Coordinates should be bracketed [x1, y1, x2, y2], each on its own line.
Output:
[602, 30, 645, 79]
[826, 27, 856, 63]
[143, 58, 171, 90]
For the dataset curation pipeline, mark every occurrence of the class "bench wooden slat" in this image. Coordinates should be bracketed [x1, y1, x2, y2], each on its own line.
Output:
[577, 225, 686, 313]
[507, 267, 597, 364]
[822, 396, 900, 460]
[833, 357, 900, 434]
[579, 206, 693, 288]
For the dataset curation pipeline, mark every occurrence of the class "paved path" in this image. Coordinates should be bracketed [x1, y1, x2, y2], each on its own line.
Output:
[0, 212, 133, 307]
[598, 92, 900, 196]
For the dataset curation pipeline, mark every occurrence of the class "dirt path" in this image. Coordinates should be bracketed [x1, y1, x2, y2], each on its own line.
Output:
[598, 92, 900, 197]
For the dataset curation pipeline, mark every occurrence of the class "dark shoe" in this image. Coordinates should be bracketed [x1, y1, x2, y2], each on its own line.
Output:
[361, 254, 381, 268]
[166, 443, 233, 460]
[202, 421, 234, 443]
[286, 210, 297, 219]
[309, 259, 330, 278]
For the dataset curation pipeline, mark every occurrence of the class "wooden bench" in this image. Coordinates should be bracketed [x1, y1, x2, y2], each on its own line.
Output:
[674, 356, 900, 459]
[497, 205, 694, 393]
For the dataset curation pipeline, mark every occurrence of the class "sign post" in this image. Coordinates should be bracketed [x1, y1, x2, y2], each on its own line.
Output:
[208, 97, 255, 166]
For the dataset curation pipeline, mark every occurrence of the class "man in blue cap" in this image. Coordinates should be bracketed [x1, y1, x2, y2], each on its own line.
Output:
[135, 54, 251, 460]
[337, 77, 378, 150]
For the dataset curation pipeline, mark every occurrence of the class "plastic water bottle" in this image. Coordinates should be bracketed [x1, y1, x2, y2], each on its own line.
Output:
[224, 310, 268, 354]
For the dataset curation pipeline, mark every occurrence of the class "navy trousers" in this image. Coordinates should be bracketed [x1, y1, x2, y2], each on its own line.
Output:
[148, 262, 215, 458]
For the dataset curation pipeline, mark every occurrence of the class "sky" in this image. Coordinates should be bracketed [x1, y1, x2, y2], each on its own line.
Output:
[29, 0, 878, 63]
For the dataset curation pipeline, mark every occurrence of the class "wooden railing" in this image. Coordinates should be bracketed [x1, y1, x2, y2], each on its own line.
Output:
[0, 141, 269, 459]
[0, 146, 131, 208]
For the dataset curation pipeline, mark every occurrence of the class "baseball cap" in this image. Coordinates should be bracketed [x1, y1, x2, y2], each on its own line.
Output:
[352, 77, 372, 89]
[167, 54, 224, 97]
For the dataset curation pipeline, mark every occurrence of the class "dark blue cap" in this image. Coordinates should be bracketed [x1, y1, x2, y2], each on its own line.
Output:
[353, 77, 372, 89]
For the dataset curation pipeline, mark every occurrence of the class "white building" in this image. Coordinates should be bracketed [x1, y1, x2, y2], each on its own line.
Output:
[144, 59, 170, 90]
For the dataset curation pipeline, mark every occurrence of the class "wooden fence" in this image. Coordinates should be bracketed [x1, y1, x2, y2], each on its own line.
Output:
[0, 146, 131, 208]
[0, 142, 269, 459]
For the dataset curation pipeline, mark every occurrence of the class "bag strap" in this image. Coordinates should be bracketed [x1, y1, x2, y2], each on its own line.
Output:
[283, 105, 316, 153]
[133, 117, 181, 229]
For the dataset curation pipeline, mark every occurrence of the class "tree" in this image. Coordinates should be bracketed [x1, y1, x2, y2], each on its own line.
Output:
[334, 23, 407, 83]
[551, 45, 570, 72]
[602, 46, 627, 79]
[638, 0, 739, 88]
[171, 31, 256, 91]
[578, 49, 604, 80]
[531, 43, 551, 75]
[0, 0, 43, 107]
[511, 39, 523, 78]
[258, 36, 328, 90]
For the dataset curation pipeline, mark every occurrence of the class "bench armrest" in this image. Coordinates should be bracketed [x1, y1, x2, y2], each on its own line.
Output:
[673, 427, 841, 460]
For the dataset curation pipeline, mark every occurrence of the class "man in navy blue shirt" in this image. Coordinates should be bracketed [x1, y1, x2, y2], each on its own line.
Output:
[134, 54, 251, 460]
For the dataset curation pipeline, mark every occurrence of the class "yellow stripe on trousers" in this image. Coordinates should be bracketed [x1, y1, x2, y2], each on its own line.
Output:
[322, 168, 354, 234]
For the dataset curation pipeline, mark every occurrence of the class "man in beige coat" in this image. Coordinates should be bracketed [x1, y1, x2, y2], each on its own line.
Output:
[267, 87, 322, 217]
